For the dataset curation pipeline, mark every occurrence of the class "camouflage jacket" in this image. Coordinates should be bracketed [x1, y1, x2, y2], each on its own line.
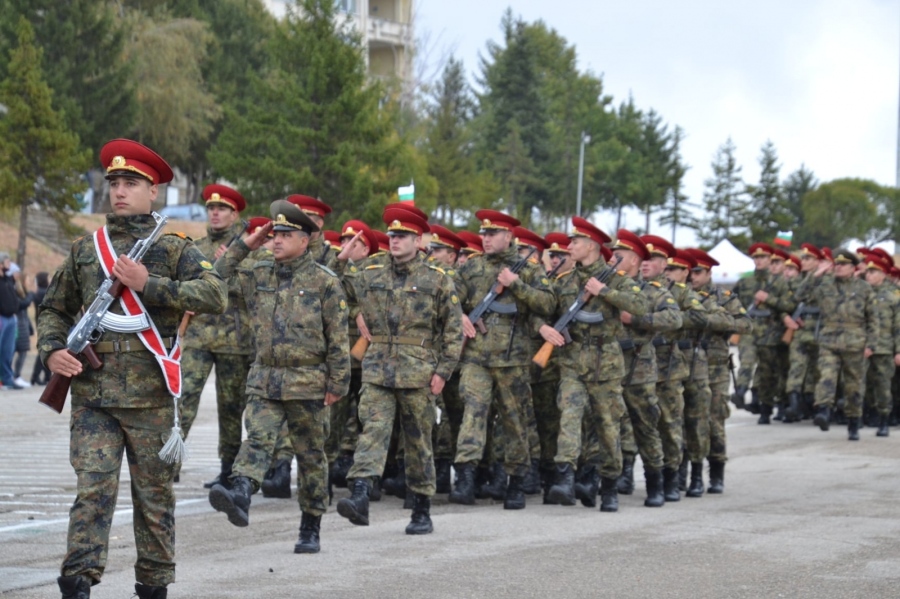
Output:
[621, 277, 683, 386]
[309, 236, 339, 270]
[218, 240, 350, 401]
[38, 214, 227, 408]
[868, 282, 900, 355]
[671, 281, 732, 382]
[795, 274, 875, 351]
[697, 283, 749, 384]
[789, 271, 821, 344]
[550, 258, 649, 382]
[732, 269, 792, 346]
[182, 221, 253, 354]
[454, 245, 554, 368]
[347, 253, 463, 388]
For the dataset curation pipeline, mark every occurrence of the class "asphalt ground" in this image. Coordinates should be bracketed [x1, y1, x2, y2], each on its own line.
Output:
[2, 369, 900, 598]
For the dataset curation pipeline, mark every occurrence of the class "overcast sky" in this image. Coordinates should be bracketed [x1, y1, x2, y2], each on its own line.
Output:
[414, 0, 899, 244]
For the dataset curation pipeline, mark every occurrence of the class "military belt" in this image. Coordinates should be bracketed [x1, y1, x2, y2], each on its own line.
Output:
[369, 335, 433, 349]
[94, 337, 175, 354]
[259, 356, 325, 367]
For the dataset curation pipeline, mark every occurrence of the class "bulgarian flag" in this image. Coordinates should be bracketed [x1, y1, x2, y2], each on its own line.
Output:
[398, 183, 415, 205]
[774, 230, 792, 247]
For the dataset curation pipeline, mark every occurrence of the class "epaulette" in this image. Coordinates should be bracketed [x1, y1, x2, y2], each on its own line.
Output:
[723, 290, 732, 296]
[428, 265, 446, 275]
[649, 281, 662, 287]
[366, 264, 384, 270]
[699, 290, 710, 297]
[314, 263, 337, 277]
[166, 231, 190, 240]
[617, 270, 626, 276]
[675, 282, 686, 288]
[556, 269, 574, 280]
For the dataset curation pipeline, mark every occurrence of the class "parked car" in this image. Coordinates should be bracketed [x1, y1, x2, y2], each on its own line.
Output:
[159, 204, 207, 222]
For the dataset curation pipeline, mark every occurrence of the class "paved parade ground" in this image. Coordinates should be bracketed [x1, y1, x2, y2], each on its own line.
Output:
[3, 372, 900, 598]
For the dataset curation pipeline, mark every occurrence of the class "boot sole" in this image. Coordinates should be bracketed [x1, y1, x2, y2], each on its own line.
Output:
[547, 488, 576, 506]
[600, 504, 618, 512]
[261, 486, 292, 499]
[664, 494, 680, 502]
[813, 415, 830, 431]
[503, 502, 526, 510]
[405, 524, 434, 535]
[208, 487, 249, 527]
[336, 499, 369, 526]
[294, 543, 321, 554]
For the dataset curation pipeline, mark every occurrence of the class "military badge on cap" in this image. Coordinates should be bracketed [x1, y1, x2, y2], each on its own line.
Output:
[100, 138, 173, 185]
[270, 199, 320, 234]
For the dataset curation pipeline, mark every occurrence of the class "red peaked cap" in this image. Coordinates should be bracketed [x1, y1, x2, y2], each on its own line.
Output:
[770, 247, 790, 261]
[247, 217, 273, 237]
[514, 227, 548, 253]
[640, 235, 676, 259]
[340, 220, 378, 255]
[612, 229, 649, 261]
[545, 232, 570, 253]
[822, 247, 833, 262]
[476, 209, 519, 232]
[286, 195, 332, 218]
[323, 230, 342, 246]
[686, 248, 719, 270]
[668, 249, 696, 269]
[749, 242, 774, 257]
[372, 230, 390, 252]
[570, 216, 611, 246]
[865, 255, 891, 273]
[429, 225, 464, 253]
[869, 247, 893, 265]
[799, 243, 823, 260]
[383, 207, 430, 236]
[202, 184, 246, 213]
[457, 231, 484, 254]
[387, 202, 429, 222]
[601, 245, 613, 262]
[100, 138, 173, 185]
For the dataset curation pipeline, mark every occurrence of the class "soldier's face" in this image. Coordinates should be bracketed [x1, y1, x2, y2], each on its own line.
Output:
[800, 255, 818, 272]
[664, 266, 688, 284]
[833, 262, 855, 278]
[108, 176, 157, 216]
[272, 230, 309, 261]
[207, 204, 238, 231]
[691, 267, 711, 288]
[457, 253, 470, 265]
[866, 269, 887, 285]
[641, 256, 667, 279]
[482, 230, 511, 254]
[752, 255, 770, 271]
[783, 266, 799, 279]
[389, 232, 419, 262]
[769, 259, 785, 275]
[613, 249, 641, 277]
[430, 247, 457, 266]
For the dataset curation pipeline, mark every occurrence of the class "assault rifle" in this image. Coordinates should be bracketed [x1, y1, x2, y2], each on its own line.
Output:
[532, 256, 622, 368]
[39, 213, 170, 413]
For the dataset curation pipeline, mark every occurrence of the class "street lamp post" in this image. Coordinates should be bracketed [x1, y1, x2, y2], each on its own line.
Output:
[576, 131, 591, 218]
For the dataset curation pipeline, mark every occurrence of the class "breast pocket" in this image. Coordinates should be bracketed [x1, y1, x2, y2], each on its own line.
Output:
[288, 290, 323, 331]
[404, 284, 438, 327]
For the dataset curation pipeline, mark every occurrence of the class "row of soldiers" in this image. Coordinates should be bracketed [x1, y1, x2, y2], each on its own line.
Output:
[731, 241, 900, 441]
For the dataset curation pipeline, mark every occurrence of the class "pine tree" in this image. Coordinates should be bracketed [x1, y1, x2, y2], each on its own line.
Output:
[0, 17, 90, 269]
[697, 138, 748, 246]
[746, 140, 791, 243]
[783, 164, 817, 242]
[657, 127, 700, 243]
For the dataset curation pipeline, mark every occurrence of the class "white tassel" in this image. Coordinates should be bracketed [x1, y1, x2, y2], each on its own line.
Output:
[159, 397, 188, 464]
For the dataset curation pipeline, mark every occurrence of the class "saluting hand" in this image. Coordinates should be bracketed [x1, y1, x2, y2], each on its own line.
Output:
[243, 222, 273, 251]
[113, 255, 149, 292]
[337, 231, 364, 261]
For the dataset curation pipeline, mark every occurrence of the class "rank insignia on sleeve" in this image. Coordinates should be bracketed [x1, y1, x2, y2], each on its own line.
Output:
[541, 277, 549, 286]
[451, 294, 459, 304]
[632, 286, 641, 292]
[200, 260, 213, 270]
[340, 299, 347, 310]
[666, 298, 675, 304]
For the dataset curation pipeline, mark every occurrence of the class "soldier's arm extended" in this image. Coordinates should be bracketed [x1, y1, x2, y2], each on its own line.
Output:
[680, 290, 710, 331]
[434, 275, 464, 381]
[214, 238, 252, 279]
[36, 254, 83, 365]
[506, 262, 556, 317]
[600, 273, 650, 317]
[632, 286, 683, 333]
[322, 275, 351, 398]
[141, 241, 227, 315]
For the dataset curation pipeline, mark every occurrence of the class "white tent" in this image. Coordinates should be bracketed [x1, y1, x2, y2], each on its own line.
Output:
[707, 239, 755, 284]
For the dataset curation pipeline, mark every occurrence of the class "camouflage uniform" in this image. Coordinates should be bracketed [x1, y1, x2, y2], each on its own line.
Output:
[551, 261, 648, 479]
[731, 273, 763, 392]
[786, 271, 821, 403]
[747, 271, 793, 411]
[453, 245, 554, 477]
[864, 281, 900, 417]
[38, 214, 227, 587]
[180, 221, 254, 465]
[344, 254, 463, 496]
[218, 239, 350, 515]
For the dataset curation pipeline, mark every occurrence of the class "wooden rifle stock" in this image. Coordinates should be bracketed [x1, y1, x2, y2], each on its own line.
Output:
[38, 346, 103, 413]
[350, 336, 370, 361]
[532, 341, 555, 369]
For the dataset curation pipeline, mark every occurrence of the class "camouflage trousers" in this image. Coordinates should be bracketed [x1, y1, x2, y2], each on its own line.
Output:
[327, 368, 362, 463]
[179, 348, 251, 462]
[786, 336, 819, 395]
[64, 405, 177, 587]
[232, 396, 329, 516]
[865, 354, 895, 416]
[708, 362, 731, 463]
[532, 377, 561, 469]
[682, 377, 711, 463]
[347, 384, 437, 496]
[618, 382, 664, 470]
[556, 373, 625, 480]
[756, 345, 786, 408]
[736, 333, 758, 390]
[655, 379, 685, 471]
[434, 371, 463, 461]
[455, 363, 532, 477]
[815, 347, 866, 418]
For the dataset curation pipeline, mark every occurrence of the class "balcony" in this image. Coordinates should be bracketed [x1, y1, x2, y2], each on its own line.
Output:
[367, 17, 411, 48]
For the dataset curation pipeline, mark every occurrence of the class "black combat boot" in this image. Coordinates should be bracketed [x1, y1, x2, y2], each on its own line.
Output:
[521, 458, 541, 495]
[747, 388, 761, 414]
[773, 402, 785, 421]
[261, 458, 292, 498]
[58, 575, 91, 599]
[405, 494, 434, 535]
[435, 458, 452, 494]
[208, 476, 253, 527]
[503, 474, 526, 510]
[337, 478, 370, 526]
[848, 417, 860, 441]
[599, 476, 619, 512]
[134, 583, 167, 599]
[541, 464, 559, 505]
[381, 459, 407, 498]
[758, 403, 772, 425]
[203, 459, 233, 489]
[448, 463, 476, 505]
[802, 393, 816, 420]
[474, 463, 491, 499]
[330, 453, 353, 488]
[369, 476, 382, 502]
[732, 385, 747, 409]
[616, 456, 635, 495]
[643, 468, 665, 507]
[677, 457, 688, 492]
[813, 405, 831, 431]
[294, 512, 321, 553]
[483, 462, 508, 501]
[547, 463, 576, 506]
[785, 391, 802, 423]
[708, 460, 725, 494]
[877, 415, 890, 437]
[662, 467, 681, 502]
[574, 464, 599, 508]
[686, 462, 704, 498]
[403, 492, 415, 509]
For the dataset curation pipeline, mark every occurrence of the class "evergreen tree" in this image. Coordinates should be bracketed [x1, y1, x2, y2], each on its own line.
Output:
[783, 164, 818, 242]
[746, 140, 791, 243]
[657, 127, 700, 243]
[800, 179, 879, 248]
[0, 18, 90, 268]
[697, 138, 748, 246]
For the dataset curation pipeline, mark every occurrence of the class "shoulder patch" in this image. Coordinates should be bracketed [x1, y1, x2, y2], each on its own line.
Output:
[632, 285, 641, 292]
[314, 263, 338, 277]
[428, 265, 447, 275]
[199, 260, 213, 270]
[446, 269, 456, 277]
[739, 307, 746, 314]
[666, 297, 676, 304]
[339, 299, 347, 310]
[692, 299, 700, 305]
[541, 277, 550, 286]
[349, 265, 358, 273]
[366, 264, 385, 270]
[451, 294, 459, 304]
[676, 282, 686, 288]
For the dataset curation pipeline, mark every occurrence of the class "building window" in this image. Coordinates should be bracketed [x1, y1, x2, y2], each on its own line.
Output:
[335, 0, 357, 14]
